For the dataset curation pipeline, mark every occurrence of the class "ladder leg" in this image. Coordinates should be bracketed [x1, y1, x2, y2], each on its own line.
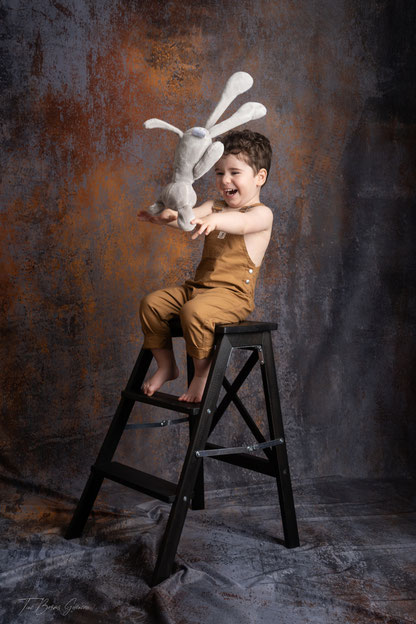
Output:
[65, 473, 104, 538]
[260, 332, 300, 548]
[187, 354, 205, 511]
[65, 348, 153, 539]
[151, 336, 232, 586]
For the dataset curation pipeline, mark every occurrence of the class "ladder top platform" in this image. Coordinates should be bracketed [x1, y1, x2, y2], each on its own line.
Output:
[214, 321, 278, 334]
[168, 317, 277, 337]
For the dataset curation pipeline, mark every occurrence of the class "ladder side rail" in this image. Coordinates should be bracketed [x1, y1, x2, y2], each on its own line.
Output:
[65, 473, 104, 538]
[65, 348, 153, 539]
[260, 331, 299, 548]
[187, 354, 205, 511]
[96, 348, 153, 464]
[151, 334, 233, 586]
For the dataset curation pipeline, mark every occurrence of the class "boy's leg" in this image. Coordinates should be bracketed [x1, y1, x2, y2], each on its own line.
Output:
[139, 287, 189, 396]
[177, 288, 254, 403]
[139, 287, 189, 350]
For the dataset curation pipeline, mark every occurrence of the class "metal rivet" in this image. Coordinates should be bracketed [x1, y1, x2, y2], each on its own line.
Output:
[248, 268, 253, 274]
[207, 409, 211, 414]
[183, 496, 187, 502]
[245, 279, 250, 284]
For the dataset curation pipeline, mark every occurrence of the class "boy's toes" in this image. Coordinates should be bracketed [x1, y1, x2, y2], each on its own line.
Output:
[142, 381, 153, 396]
[179, 392, 193, 402]
[178, 392, 203, 403]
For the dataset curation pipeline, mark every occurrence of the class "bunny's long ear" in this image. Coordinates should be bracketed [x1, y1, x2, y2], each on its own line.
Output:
[205, 72, 254, 130]
[209, 102, 267, 138]
[144, 118, 183, 138]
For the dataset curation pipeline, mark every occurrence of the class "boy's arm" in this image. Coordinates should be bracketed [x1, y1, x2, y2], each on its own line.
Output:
[137, 200, 214, 229]
[137, 208, 179, 227]
[191, 204, 273, 238]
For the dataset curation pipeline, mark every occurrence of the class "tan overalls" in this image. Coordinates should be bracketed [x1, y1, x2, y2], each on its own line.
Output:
[139, 201, 262, 359]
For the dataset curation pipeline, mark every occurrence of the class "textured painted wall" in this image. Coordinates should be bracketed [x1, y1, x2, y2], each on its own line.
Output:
[1, 0, 415, 496]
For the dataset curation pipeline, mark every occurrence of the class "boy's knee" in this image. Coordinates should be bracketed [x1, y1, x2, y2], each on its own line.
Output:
[140, 293, 150, 309]
[139, 295, 149, 316]
[139, 292, 159, 321]
[179, 300, 201, 328]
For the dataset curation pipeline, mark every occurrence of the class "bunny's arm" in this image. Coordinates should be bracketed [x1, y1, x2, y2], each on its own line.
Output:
[193, 141, 224, 180]
[144, 118, 183, 138]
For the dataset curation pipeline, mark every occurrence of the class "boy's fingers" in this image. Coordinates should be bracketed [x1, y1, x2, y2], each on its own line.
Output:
[192, 226, 204, 239]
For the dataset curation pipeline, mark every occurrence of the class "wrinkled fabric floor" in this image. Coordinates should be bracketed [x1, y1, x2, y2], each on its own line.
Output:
[1, 477, 415, 624]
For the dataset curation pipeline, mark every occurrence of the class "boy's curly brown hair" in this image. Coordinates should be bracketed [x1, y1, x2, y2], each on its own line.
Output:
[220, 129, 272, 183]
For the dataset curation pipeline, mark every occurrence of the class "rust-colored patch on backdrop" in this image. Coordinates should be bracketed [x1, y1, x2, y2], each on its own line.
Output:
[4, 6, 205, 443]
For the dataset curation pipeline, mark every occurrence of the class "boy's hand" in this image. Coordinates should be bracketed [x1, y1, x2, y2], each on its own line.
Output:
[190, 214, 218, 239]
[137, 208, 177, 225]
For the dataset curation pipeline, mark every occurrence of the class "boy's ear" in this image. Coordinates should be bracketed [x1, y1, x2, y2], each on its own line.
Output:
[256, 168, 268, 187]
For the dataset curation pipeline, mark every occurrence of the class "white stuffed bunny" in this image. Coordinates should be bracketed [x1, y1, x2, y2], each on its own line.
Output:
[143, 72, 266, 231]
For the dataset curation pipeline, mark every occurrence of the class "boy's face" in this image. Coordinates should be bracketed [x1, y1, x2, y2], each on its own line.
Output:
[214, 153, 267, 209]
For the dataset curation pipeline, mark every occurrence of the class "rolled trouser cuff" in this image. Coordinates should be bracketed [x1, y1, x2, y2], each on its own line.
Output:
[142, 335, 173, 350]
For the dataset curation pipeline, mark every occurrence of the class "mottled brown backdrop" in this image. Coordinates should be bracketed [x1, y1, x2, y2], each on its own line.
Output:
[1, 0, 415, 498]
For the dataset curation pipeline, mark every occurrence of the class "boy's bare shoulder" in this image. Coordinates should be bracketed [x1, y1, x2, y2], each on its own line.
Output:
[247, 203, 273, 226]
[252, 202, 273, 214]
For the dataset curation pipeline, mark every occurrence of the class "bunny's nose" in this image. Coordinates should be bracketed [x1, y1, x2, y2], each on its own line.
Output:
[191, 127, 207, 138]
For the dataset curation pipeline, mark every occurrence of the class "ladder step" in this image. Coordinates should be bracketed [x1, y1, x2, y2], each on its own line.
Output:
[92, 461, 177, 503]
[203, 443, 276, 477]
[122, 390, 201, 415]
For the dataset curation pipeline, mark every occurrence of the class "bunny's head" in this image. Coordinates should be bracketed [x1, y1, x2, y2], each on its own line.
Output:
[143, 72, 267, 230]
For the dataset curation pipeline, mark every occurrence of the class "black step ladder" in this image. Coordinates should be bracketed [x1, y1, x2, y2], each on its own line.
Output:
[65, 319, 299, 586]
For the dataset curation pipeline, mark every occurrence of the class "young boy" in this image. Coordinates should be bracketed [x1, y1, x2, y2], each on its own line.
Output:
[137, 129, 273, 403]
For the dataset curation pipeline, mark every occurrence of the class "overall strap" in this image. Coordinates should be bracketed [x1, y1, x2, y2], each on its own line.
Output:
[239, 202, 263, 213]
[212, 200, 263, 213]
[212, 200, 227, 212]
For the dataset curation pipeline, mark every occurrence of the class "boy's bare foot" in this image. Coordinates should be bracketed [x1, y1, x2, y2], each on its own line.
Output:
[142, 364, 179, 396]
[142, 348, 179, 397]
[178, 353, 213, 403]
[178, 375, 208, 403]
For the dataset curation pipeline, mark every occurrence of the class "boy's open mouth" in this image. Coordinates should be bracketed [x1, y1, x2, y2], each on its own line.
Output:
[224, 189, 237, 196]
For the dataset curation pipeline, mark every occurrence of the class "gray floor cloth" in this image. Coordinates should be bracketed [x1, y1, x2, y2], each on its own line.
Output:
[1, 477, 415, 623]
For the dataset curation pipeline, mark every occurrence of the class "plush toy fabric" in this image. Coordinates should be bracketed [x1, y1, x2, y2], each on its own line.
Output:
[144, 72, 266, 231]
